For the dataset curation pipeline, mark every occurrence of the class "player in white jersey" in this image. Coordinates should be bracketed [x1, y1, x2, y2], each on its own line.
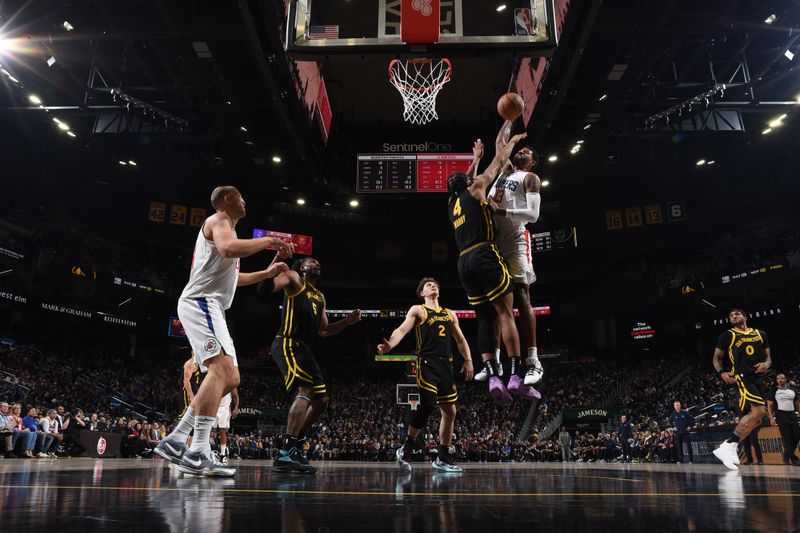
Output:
[482, 123, 544, 390]
[213, 388, 238, 462]
[155, 185, 293, 477]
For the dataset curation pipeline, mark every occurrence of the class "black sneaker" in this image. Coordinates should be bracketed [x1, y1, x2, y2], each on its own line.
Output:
[273, 447, 317, 474]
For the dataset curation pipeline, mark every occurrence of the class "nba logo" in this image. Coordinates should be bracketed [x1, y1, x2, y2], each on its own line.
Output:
[97, 437, 107, 455]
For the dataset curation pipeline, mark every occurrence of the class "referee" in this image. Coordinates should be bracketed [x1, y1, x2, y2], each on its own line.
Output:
[767, 373, 800, 465]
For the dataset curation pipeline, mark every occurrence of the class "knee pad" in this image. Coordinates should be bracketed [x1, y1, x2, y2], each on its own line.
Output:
[410, 402, 436, 429]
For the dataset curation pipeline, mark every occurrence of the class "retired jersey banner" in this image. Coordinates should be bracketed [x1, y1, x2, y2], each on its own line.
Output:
[170, 205, 187, 225]
[148, 201, 166, 222]
[189, 207, 206, 227]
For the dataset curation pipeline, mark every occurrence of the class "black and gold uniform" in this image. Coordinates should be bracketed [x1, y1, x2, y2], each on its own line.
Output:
[271, 279, 327, 397]
[178, 363, 203, 418]
[448, 189, 511, 306]
[415, 306, 458, 406]
[716, 328, 770, 413]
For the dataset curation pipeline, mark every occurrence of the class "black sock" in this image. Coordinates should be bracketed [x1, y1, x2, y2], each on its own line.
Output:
[282, 435, 299, 450]
[727, 433, 741, 444]
[438, 444, 450, 462]
[510, 357, 523, 376]
[404, 435, 416, 448]
[484, 359, 496, 376]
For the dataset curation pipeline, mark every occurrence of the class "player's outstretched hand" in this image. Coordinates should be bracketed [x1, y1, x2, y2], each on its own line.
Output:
[473, 139, 484, 159]
[509, 132, 528, 144]
[377, 338, 391, 355]
[461, 360, 474, 381]
[269, 238, 295, 257]
[266, 262, 289, 278]
[275, 245, 293, 261]
[347, 309, 362, 325]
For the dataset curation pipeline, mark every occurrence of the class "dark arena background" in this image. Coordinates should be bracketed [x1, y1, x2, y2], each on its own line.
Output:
[1, 1, 800, 531]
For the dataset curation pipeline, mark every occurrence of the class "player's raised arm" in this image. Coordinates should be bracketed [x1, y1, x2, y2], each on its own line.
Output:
[465, 139, 484, 180]
[472, 132, 528, 191]
[208, 215, 294, 259]
[319, 303, 361, 337]
[378, 306, 423, 354]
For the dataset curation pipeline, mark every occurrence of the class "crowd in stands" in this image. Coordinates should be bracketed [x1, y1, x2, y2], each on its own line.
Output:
[2, 338, 798, 463]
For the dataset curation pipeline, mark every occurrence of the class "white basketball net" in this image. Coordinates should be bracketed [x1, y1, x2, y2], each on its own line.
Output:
[388, 58, 452, 125]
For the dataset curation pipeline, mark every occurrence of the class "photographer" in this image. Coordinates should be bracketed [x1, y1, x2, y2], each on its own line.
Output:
[767, 373, 800, 465]
[62, 409, 87, 456]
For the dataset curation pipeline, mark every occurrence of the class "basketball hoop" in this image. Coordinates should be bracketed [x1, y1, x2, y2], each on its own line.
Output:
[388, 58, 452, 125]
[409, 399, 419, 411]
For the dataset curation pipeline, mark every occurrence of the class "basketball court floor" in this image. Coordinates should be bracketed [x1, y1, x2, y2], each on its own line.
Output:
[1, 459, 798, 532]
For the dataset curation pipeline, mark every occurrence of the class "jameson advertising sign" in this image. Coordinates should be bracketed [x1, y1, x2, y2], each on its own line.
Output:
[563, 408, 622, 422]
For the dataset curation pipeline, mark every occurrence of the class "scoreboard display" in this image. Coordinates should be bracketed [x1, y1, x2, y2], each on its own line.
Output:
[356, 153, 473, 192]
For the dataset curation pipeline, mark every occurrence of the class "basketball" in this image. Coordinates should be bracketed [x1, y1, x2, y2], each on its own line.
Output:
[497, 92, 525, 120]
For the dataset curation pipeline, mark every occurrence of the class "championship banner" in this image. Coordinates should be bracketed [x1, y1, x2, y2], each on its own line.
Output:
[252, 229, 313, 255]
[148, 201, 166, 223]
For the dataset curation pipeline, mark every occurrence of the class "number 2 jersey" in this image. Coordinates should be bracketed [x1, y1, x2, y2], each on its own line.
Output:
[415, 306, 453, 358]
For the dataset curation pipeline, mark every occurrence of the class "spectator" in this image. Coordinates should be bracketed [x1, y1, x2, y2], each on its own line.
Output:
[41, 409, 64, 455]
[0, 402, 15, 457]
[9, 404, 36, 458]
[558, 427, 571, 462]
[619, 415, 633, 462]
[22, 407, 54, 457]
[62, 409, 87, 456]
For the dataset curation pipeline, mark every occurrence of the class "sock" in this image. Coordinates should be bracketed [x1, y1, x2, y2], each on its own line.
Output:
[727, 433, 741, 444]
[404, 434, 417, 449]
[438, 444, 450, 462]
[169, 406, 195, 442]
[526, 347, 539, 365]
[494, 348, 501, 363]
[483, 359, 496, 376]
[188, 415, 215, 454]
[510, 357, 524, 376]
[282, 435, 299, 451]
[220, 444, 227, 456]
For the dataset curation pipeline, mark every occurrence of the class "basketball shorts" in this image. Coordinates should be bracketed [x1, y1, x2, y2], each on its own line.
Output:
[496, 226, 537, 285]
[735, 374, 766, 414]
[178, 389, 192, 418]
[213, 393, 232, 429]
[457, 243, 512, 306]
[416, 356, 458, 406]
[178, 297, 238, 371]
[271, 336, 327, 397]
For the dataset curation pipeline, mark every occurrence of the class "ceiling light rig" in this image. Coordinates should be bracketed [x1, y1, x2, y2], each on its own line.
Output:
[643, 84, 726, 129]
[109, 88, 188, 131]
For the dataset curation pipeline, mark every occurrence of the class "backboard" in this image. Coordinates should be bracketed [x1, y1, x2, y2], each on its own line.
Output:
[286, 0, 558, 59]
[396, 383, 420, 405]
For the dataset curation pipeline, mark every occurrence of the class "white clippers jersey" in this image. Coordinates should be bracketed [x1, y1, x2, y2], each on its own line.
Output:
[488, 170, 530, 233]
[179, 219, 240, 309]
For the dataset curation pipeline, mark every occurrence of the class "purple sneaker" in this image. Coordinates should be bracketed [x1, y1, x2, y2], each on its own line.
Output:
[508, 375, 541, 400]
[489, 376, 512, 405]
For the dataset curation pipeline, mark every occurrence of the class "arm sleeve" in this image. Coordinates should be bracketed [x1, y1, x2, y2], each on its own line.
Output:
[505, 192, 541, 224]
[716, 331, 733, 351]
[760, 330, 770, 348]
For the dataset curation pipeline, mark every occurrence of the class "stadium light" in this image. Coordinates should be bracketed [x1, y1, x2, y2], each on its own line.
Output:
[272, 155, 282, 163]
[62, 21, 75, 32]
[118, 161, 128, 165]
[576, 140, 584, 144]
[296, 198, 306, 205]
[764, 14, 777, 24]
[696, 159, 706, 166]
[496, 5, 507, 12]
[28, 94, 42, 105]
[66, 131, 76, 138]
[541, 180, 550, 188]
[128, 160, 137, 166]
[707, 160, 715, 165]
[547, 155, 558, 162]
[785, 50, 795, 61]
[762, 128, 772, 135]
[349, 199, 359, 207]
[598, 94, 608, 101]
[57, 122, 70, 131]
[239, 126, 247, 132]
[583, 124, 591, 130]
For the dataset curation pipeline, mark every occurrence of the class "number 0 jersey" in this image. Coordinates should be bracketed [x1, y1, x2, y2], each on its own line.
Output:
[716, 328, 770, 377]
[415, 306, 453, 358]
[279, 279, 325, 345]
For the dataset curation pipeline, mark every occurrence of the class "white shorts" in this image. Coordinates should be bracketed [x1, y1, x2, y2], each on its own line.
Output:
[496, 227, 537, 286]
[213, 393, 232, 429]
[177, 297, 238, 372]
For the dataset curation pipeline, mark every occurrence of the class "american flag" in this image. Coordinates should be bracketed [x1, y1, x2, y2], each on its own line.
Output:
[309, 25, 339, 39]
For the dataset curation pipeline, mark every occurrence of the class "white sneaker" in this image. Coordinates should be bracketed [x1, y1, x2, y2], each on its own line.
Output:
[524, 359, 543, 386]
[713, 441, 740, 470]
[474, 367, 489, 382]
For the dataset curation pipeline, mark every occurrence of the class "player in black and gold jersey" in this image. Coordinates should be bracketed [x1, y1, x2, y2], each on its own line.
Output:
[378, 277, 473, 473]
[265, 256, 361, 474]
[180, 356, 203, 418]
[447, 129, 538, 405]
[711, 308, 773, 469]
